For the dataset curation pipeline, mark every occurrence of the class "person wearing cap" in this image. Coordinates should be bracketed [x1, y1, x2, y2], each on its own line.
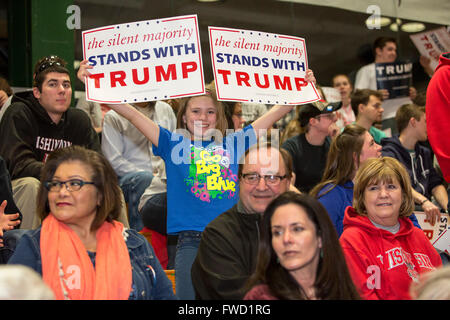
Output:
[0, 55, 102, 229]
[281, 101, 340, 193]
[350, 89, 386, 144]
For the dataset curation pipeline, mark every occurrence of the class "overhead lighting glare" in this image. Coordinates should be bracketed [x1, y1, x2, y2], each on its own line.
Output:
[401, 22, 426, 33]
[390, 23, 399, 32]
[365, 16, 391, 29]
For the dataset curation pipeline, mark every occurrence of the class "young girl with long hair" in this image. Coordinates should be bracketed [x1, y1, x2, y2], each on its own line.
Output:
[78, 60, 316, 299]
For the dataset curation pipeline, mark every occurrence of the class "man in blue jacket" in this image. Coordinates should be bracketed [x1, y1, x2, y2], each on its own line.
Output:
[381, 104, 447, 225]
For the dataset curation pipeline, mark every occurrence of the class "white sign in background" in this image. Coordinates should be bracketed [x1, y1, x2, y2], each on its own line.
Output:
[82, 15, 205, 104]
[410, 27, 450, 71]
[415, 212, 449, 255]
[209, 27, 321, 105]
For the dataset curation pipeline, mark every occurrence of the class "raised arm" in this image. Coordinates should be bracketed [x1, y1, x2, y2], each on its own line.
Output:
[251, 69, 317, 137]
[77, 60, 160, 147]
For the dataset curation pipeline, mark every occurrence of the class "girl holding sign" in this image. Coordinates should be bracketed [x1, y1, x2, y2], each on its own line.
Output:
[78, 60, 316, 299]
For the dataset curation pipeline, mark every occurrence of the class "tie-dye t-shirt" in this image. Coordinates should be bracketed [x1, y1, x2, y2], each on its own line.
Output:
[153, 125, 256, 234]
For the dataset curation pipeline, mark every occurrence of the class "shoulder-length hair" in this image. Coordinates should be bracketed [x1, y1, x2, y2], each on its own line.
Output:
[36, 146, 123, 231]
[353, 157, 414, 218]
[310, 124, 367, 198]
[246, 191, 360, 300]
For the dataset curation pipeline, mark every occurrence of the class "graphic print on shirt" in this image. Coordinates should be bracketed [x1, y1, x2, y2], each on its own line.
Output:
[36, 136, 73, 163]
[185, 144, 237, 203]
[384, 247, 435, 282]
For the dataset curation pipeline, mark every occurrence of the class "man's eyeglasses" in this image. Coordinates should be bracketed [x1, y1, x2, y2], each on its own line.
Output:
[44, 179, 95, 192]
[241, 173, 287, 185]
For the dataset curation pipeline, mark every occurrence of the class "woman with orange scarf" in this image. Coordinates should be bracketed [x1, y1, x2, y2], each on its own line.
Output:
[9, 146, 175, 300]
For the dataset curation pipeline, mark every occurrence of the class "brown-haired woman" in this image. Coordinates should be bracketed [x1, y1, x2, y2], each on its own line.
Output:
[310, 124, 382, 236]
[244, 191, 360, 300]
[8, 146, 175, 300]
[340, 157, 442, 300]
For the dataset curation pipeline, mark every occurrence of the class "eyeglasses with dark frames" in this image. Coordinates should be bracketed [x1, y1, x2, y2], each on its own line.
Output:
[241, 173, 287, 185]
[44, 179, 95, 192]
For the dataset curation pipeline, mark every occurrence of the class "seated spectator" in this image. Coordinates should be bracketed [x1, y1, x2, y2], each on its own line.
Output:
[311, 124, 421, 235]
[382, 104, 446, 226]
[102, 101, 176, 231]
[79, 59, 316, 299]
[0, 55, 102, 229]
[332, 74, 355, 130]
[244, 191, 360, 300]
[0, 265, 54, 299]
[310, 124, 382, 236]
[340, 157, 442, 300]
[191, 143, 295, 300]
[8, 146, 175, 300]
[282, 101, 340, 193]
[351, 89, 386, 144]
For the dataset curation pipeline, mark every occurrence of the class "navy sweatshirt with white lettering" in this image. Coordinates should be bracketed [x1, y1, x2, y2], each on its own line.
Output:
[0, 91, 101, 180]
[381, 135, 442, 199]
[340, 206, 442, 300]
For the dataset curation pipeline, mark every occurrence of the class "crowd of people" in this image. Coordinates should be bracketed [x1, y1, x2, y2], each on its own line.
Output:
[0, 35, 448, 300]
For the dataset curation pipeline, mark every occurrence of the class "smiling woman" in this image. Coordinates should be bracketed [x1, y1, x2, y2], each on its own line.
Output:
[8, 146, 176, 300]
[340, 157, 443, 300]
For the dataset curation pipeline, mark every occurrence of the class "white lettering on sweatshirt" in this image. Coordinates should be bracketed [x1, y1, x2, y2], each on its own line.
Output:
[36, 136, 73, 152]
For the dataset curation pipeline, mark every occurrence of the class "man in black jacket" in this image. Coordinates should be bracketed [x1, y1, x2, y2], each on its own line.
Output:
[191, 143, 295, 299]
[0, 55, 101, 229]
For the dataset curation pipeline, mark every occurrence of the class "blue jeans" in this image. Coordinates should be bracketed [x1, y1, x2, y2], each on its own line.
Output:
[175, 231, 201, 300]
[119, 171, 153, 231]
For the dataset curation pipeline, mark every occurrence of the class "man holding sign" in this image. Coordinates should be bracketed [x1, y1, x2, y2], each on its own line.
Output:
[355, 37, 417, 101]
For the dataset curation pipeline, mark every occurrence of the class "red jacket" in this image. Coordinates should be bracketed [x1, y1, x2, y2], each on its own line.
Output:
[340, 207, 442, 300]
[427, 52, 450, 182]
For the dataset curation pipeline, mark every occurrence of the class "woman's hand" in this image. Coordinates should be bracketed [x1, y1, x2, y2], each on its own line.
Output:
[0, 200, 21, 247]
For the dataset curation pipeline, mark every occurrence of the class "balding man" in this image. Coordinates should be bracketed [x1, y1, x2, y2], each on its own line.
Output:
[191, 143, 295, 300]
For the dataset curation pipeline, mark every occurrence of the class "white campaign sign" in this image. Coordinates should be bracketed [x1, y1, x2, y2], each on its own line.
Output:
[82, 15, 205, 104]
[209, 27, 320, 105]
[410, 27, 450, 71]
[415, 211, 449, 255]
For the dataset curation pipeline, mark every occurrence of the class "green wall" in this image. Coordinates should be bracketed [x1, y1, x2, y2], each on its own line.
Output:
[8, 0, 75, 99]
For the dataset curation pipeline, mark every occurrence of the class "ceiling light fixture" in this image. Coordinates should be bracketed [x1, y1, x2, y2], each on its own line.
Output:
[401, 22, 426, 33]
[365, 16, 391, 29]
[390, 23, 399, 32]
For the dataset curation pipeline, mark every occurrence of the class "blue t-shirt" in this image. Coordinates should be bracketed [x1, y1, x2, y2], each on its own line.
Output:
[153, 125, 256, 234]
